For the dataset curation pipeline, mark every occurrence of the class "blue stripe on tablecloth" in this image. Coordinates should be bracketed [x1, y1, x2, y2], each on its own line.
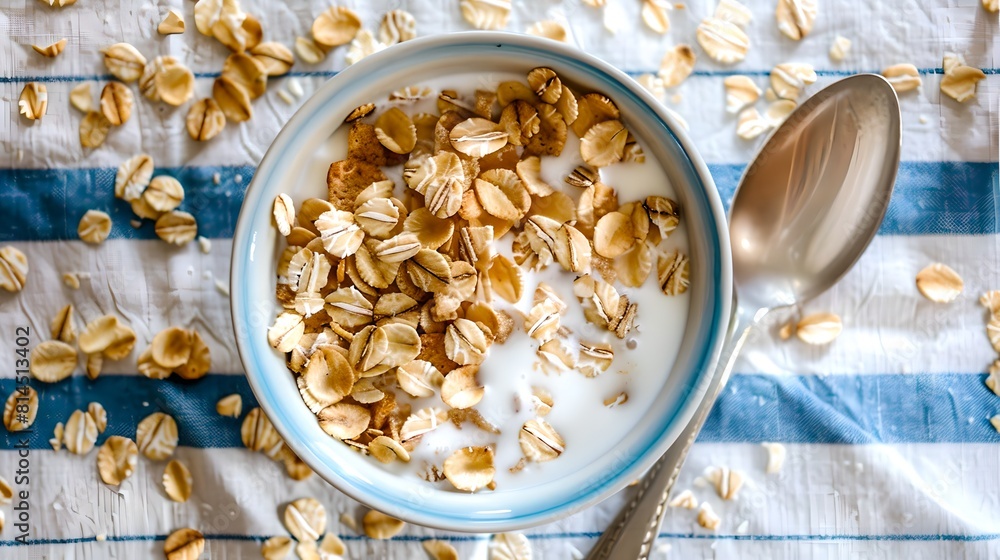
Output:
[0, 161, 995, 241]
[2, 372, 998, 451]
[2, 530, 999, 547]
[1, 67, 998, 83]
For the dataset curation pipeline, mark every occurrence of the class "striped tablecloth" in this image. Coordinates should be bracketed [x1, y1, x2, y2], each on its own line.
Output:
[1, 0, 998, 558]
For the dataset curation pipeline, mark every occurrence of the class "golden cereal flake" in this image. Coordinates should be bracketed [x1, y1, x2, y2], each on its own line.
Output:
[164, 528, 204, 560]
[795, 312, 842, 345]
[775, 0, 818, 41]
[363, 509, 406, 539]
[97, 436, 138, 485]
[915, 263, 964, 303]
[443, 446, 496, 492]
[696, 17, 749, 64]
[136, 412, 179, 460]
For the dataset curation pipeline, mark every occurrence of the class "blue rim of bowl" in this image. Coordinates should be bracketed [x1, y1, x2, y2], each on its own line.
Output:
[231, 32, 732, 532]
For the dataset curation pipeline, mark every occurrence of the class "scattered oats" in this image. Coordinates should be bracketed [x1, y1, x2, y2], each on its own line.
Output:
[724, 75, 761, 113]
[250, 42, 295, 77]
[829, 35, 851, 61]
[736, 107, 770, 139]
[940, 56, 986, 103]
[213, 75, 252, 122]
[985, 0, 999, 12]
[714, 0, 752, 26]
[294, 36, 326, 65]
[3, 386, 38, 432]
[145, 176, 185, 213]
[424, 540, 460, 560]
[991, 415, 1000, 432]
[88, 402, 108, 433]
[115, 154, 155, 202]
[101, 43, 146, 83]
[97, 436, 138, 485]
[69, 83, 92, 113]
[363, 509, 406, 539]
[668, 488, 698, 509]
[882, 64, 921, 93]
[79, 111, 112, 148]
[284, 497, 327, 542]
[696, 17, 750, 64]
[186, 98, 227, 141]
[63, 272, 81, 289]
[775, 0, 818, 41]
[100, 80, 134, 126]
[261, 536, 294, 560]
[0, 476, 11, 504]
[603, 0, 628, 34]
[762, 442, 787, 473]
[988, 316, 1000, 353]
[78, 314, 136, 360]
[77, 210, 112, 244]
[379, 9, 417, 45]
[697, 502, 721, 530]
[346, 29, 388, 66]
[50, 304, 76, 343]
[31, 38, 67, 58]
[313, 6, 362, 47]
[215, 279, 230, 296]
[765, 99, 796, 126]
[770, 62, 817, 100]
[216, 394, 243, 417]
[658, 45, 696, 88]
[641, 0, 672, 34]
[158, 9, 185, 35]
[135, 411, 179, 460]
[163, 528, 205, 560]
[87, 349, 105, 378]
[736, 520, 750, 534]
[707, 466, 744, 500]
[491, 532, 532, 560]
[142, 56, 195, 106]
[340, 512, 359, 533]
[461, 0, 511, 30]
[795, 312, 842, 345]
[526, 20, 569, 42]
[29, 340, 77, 383]
[197, 236, 212, 254]
[0, 246, 27, 292]
[212, 172, 221, 185]
[287, 78, 304, 98]
[277, 89, 294, 105]
[155, 211, 198, 245]
[18, 82, 47, 121]
[319, 533, 346, 556]
[64, 409, 98, 455]
[162, 460, 193, 502]
[915, 263, 963, 303]
[919, 115, 929, 124]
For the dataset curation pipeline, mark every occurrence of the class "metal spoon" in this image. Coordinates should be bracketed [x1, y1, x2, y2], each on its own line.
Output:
[585, 73, 901, 560]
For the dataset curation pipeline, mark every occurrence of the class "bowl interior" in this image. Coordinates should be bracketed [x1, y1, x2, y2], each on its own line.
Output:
[231, 33, 731, 532]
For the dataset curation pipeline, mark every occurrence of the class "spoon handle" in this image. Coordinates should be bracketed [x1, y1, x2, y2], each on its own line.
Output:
[585, 304, 756, 560]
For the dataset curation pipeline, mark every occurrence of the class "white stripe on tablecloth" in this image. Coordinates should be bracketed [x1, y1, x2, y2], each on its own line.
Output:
[2, 443, 998, 557]
[3, 72, 996, 172]
[0, 234, 997, 379]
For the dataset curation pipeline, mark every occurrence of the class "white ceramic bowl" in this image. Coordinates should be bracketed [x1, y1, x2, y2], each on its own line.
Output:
[231, 32, 732, 532]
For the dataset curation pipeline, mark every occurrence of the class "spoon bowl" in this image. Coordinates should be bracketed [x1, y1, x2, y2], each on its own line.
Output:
[732, 74, 901, 311]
